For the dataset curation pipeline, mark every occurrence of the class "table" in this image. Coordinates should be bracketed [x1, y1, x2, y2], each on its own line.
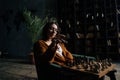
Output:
[61, 64, 116, 80]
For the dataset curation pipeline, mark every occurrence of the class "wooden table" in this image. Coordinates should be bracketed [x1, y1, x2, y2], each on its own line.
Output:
[61, 64, 116, 80]
[98, 64, 116, 78]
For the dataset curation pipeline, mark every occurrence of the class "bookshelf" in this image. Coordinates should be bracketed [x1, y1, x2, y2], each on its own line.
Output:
[57, 0, 120, 60]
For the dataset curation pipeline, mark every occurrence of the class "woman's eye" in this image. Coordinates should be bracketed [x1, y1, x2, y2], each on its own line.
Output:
[49, 28, 58, 32]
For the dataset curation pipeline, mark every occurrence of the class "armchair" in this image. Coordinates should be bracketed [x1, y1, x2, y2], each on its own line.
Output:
[35, 54, 117, 80]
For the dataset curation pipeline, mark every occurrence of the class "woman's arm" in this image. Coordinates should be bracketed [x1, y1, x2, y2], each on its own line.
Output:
[33, 40, 58, 63]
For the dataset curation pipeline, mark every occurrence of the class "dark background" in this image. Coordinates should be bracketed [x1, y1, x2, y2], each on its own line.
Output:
[0, 0, 58, 59]
[0, 0, 120, 61]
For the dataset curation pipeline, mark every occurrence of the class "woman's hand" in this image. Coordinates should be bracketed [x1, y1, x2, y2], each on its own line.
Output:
[53, 34, 68, 43]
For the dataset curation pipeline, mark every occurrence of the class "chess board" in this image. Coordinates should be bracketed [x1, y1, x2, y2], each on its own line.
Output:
[62, 64, 116, 78]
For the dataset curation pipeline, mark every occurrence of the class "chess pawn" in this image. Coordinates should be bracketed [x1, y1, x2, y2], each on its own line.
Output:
[65, 60, 73, 67]
[108, 58, 112, 66]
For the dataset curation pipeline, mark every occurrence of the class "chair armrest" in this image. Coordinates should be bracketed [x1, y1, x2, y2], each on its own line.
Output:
[50, 63, 61, 68]
[72, 54, 96, 60]
[50, 63, 62, 69]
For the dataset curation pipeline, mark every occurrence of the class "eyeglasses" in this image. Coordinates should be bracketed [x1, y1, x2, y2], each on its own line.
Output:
[49, 27, 58, 32]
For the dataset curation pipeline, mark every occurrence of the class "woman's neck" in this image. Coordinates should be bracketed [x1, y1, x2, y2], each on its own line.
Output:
[45, 39, 52, 46]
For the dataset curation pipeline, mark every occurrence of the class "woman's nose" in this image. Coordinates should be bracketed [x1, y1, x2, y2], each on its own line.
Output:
[53, 29, 57, 32]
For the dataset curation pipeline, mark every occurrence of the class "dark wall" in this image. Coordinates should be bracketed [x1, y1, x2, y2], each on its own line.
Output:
[0, 0, 58, 59]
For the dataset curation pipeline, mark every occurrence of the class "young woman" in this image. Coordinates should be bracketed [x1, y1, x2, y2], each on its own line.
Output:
[33, 21, 116, 80]
[33, 21, 74, 80]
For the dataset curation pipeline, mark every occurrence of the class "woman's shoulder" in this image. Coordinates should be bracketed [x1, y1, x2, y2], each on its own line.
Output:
[33, 40, 48, 49]
[34, 40, 45, 45]
[37, 40, 45, 44]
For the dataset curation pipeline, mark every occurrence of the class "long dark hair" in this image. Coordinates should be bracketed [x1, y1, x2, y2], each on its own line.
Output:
[42, 21, 61, 40]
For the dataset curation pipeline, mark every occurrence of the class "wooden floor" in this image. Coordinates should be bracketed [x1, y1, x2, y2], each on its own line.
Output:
[0, 58, 120, 80]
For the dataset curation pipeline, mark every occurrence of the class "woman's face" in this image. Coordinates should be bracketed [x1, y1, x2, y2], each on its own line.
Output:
[47, 24, 58, 39]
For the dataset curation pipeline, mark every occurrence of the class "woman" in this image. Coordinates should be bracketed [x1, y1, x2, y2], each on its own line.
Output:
[33, 21, 74, 80]
[33, 21, 116, 80]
